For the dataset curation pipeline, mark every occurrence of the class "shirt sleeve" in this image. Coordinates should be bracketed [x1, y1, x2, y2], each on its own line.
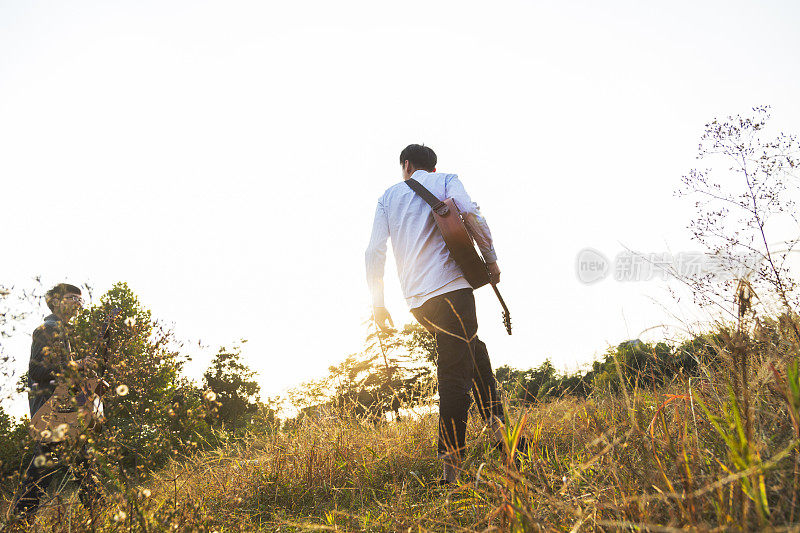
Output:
[365, 198, 390, 308]
[29, 325, 57, 388]
[445, 175, 498, 263]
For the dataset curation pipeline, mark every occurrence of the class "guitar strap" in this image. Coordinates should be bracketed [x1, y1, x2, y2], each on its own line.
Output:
[405, 178, 450, 216]
[406, 178, 513, 335]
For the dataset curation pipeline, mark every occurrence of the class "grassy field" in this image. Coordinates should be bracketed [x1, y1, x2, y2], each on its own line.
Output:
[7, 339, 800, 532]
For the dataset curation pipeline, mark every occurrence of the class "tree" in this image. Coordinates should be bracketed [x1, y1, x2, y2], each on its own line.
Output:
[287, 322, 436, 424]
[677, 105, 800, 333]
[677, 106, 800, 442]
[338, 321, 435, 421]
[70, 282, 214, 482]
[203, 344, 260, 432]
[497, 360, 557, 401]
[496, 359, 589, 402]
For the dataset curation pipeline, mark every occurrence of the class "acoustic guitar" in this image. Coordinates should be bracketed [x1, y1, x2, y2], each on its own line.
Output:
[406, 179, 512, 335]
[29, 308, 121, 443]
[29, 375, 105, 443]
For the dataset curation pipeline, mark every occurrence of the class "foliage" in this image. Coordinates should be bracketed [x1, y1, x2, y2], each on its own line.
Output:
[65, 283, 216, 488]
[496, 359, 568, 401]
[9, 308, 800, 531]
[0, 406, 30, 496]
[496, 332, 723, 404]
[590, 338, 693, 391]
[203, 344, 261, 432]
[0, 282, 273, 525]
[289, 322, 436, 424]
[677, 105, 800, 317]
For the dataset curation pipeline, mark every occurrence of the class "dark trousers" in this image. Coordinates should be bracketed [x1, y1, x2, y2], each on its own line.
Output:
[411, 288, 504, 458]
[14, 441, 101, 516]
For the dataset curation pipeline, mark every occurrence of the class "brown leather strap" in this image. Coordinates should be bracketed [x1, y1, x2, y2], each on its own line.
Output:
[405, 178, 450, 216]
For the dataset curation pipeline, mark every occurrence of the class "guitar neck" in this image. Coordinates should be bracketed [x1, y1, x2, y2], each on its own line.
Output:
[490, 283, 510, 315]
[490, 282, 512, 335]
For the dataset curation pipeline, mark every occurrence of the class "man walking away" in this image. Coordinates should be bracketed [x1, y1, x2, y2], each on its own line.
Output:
[365, 144, 515, 484]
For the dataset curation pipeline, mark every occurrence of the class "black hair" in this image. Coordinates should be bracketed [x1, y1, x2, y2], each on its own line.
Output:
[45, 283, 82, 312]
[399, 144, 437, 172]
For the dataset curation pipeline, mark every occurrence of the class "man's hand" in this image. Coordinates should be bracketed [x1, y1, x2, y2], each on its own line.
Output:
[372, 306, 395, 333]
[487, 262, 501, 284]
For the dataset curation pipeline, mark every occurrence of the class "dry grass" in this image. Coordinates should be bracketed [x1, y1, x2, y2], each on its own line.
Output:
[9, 311, 800, 531]
[14, 368, 800, 531]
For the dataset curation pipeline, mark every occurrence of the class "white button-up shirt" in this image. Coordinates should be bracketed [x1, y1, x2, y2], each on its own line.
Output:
[365, 170, 497, 310]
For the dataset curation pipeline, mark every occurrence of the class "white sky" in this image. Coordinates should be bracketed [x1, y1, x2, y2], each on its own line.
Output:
[2, 0, 799, 417]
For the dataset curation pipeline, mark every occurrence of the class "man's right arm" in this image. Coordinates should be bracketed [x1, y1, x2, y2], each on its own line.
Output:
[28, 324, 62, 412]
[446, 175, 499, 261]
[29, 325, 56, 386]
[446, 175, 502, 283]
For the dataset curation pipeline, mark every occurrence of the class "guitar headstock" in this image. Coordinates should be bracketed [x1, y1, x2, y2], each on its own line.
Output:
[489, 283, 512, 335]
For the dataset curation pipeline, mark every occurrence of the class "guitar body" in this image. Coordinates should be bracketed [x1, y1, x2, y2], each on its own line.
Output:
[432, 198, 491, 289]
[431, 198, 513, 334]
[29, 307, 120, 443]
[29, 378, 104, 443]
